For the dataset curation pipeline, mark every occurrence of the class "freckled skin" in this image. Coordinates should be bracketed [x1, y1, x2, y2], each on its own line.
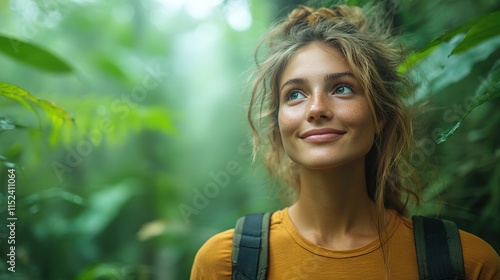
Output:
[278, 42, 377, 170]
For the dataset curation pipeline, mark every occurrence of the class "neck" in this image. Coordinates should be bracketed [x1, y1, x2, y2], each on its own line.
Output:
[288, 157, 381, 250]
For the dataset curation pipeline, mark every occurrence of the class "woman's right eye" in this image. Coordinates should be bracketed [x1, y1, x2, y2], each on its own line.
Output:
[287, 90, 305, 101]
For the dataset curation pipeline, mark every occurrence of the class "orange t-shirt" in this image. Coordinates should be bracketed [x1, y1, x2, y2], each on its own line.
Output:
[191, 208, 500, 279]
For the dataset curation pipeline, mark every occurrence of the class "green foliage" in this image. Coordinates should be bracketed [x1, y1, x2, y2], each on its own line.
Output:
[400, 3, 500, 251]
[0, 82, 74, 144]
[73, 181, 137, 238]
[402, 11, 500, 104]
[437, 61, 500, 144]
[399, 11, 500, 73]
[0, 34, 73, 73]
[452, 11, 500, 55]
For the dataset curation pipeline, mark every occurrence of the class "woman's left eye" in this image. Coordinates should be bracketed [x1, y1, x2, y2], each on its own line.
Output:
[334, 85, 353, 95]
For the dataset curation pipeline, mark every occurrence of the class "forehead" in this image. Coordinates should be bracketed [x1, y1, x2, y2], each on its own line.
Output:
[280, 42, 351, 85]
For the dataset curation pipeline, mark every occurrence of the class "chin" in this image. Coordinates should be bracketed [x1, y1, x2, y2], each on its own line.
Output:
[292, 155, 366, 171]
[295, 159, 346, 170]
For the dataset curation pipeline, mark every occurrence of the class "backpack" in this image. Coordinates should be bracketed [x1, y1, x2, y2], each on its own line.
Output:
[231, 213, 465, 280]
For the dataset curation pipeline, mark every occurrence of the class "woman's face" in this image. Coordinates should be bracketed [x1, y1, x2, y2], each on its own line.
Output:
[278, 42, 377, 170]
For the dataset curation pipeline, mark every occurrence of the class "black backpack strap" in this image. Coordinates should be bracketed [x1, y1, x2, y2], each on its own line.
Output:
[412, 216, 465, 280]
[232, 212, 271, 280]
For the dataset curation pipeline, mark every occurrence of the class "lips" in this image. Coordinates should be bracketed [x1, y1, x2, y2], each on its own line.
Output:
[299, 128, 346, 143]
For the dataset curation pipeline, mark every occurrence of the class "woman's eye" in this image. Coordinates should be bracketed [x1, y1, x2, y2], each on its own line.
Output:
[288, 90, 305, 101]
[334, 85, 353, 95]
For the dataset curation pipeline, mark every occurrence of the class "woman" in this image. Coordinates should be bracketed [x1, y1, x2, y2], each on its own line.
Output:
[191, 4, 500, 279]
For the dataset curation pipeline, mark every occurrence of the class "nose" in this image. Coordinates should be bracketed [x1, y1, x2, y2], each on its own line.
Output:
[306, 92, 333, 122]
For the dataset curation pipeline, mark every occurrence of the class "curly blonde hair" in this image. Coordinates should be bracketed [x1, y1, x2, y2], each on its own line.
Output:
[248, 4, 421, 216]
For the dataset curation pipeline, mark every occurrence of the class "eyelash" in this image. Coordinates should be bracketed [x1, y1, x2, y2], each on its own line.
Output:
[284, 83, 354, 101]
[285, 89, 305, 101]
[333, 84, 354, 95]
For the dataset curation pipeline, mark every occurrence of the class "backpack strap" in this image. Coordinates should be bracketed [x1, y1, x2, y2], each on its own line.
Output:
[232, 212, 271, 280]
[412, 216, 465, 280]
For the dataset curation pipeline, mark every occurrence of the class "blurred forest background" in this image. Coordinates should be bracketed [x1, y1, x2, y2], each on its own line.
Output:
[0, 0, 498, 279]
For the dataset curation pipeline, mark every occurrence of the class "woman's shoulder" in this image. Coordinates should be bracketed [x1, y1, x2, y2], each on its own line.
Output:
[197, 228, 235, 255]
[190, 210, 286, 279]
[459, 229, 500, 278]
[399, 215, 500, 278]
[191, 229, 234, 279]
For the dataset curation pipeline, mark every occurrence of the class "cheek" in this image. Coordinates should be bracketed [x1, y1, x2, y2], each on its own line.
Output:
[278, 109, 295, 136]
[278, 108, 301, 151]
[340, 101, 376, 134]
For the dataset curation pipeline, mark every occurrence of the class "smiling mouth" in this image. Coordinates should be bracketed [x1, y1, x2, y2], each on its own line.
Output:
[300, 128, 346, 143]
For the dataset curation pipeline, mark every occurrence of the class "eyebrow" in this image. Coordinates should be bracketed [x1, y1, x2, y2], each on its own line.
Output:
[324, 71, 354, 82]
[280, 77, 308, 92]
[280, 72, 355, 92]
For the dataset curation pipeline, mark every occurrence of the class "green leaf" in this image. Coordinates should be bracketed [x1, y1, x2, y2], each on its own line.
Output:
[0, 82, 74, 143]
[72, 181, 137, 237]
[426, 17, 482, 48]
[0, 83, 38, 119]
[451, 11, 500, 54]
[437, 61, 500, 144]
[407, 34, 500, 103]
[0, 34, 73, 73]
[398, 45, 437, 74]
[400, 11, 500, 73]
[94, 56, 131, 84]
